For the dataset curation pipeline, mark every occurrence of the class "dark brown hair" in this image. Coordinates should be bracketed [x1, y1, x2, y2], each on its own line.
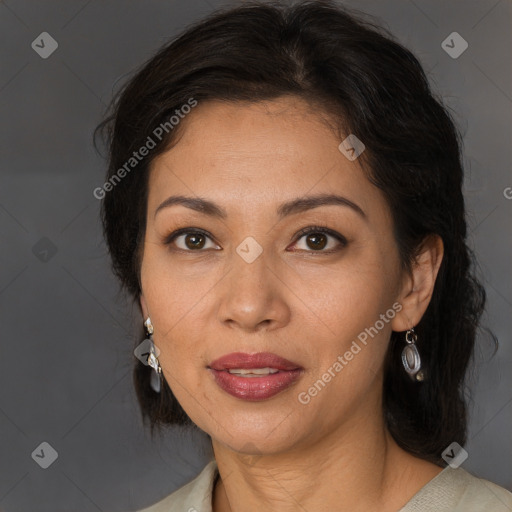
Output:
[95, 0, 493, 465]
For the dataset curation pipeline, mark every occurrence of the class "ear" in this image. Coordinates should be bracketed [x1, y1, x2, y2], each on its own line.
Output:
[391, 234, 444, 332]
[140, 294, 149, 319]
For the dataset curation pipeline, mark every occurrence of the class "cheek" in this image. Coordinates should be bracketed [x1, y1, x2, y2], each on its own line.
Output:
[312, 282, 392, 370]
[299, 249, 398, 374]
[295, 272, 395, 421]
[140, 242, 220, 330]
[303, 241, 394, 316]
[145, 282, 209, 373]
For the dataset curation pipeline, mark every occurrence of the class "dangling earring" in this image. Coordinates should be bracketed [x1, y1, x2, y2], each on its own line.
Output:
[143, 317, 163, 393]
[402, 327, 424, 381]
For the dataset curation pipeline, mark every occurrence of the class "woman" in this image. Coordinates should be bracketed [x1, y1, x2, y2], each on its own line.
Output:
[95, 1, 512, 510]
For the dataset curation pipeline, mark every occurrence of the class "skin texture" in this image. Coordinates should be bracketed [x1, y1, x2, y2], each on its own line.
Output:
[139, 96, 444, 512]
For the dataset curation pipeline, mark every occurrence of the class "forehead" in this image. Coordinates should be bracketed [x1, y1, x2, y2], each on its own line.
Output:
[147, 97, 384, 220]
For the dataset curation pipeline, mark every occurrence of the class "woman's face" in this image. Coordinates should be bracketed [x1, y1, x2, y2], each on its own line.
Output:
[140, 96, 410, 454]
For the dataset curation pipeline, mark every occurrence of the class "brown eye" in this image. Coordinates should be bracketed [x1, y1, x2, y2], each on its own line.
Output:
[164, 229, 219, 251]
[305, 233, 328, 250]
[292, 226, 347, 253]
[183, 233, 206, 250]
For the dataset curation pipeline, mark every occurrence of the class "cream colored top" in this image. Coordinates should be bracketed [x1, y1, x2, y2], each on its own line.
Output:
[136, 459, 512, 512]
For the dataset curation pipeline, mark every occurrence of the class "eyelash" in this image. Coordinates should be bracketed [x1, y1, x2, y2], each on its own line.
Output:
[163, 225, 347, 254]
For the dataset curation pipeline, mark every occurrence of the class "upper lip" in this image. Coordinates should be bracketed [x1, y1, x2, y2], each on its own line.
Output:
[208, 352, 302, 371]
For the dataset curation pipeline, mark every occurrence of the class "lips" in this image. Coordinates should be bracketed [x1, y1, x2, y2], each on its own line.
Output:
[208, 352, 302, 371]
[207, 352, 304, 401]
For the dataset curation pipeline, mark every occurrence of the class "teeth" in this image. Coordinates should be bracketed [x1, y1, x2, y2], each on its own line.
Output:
[227, 367, 280, 376]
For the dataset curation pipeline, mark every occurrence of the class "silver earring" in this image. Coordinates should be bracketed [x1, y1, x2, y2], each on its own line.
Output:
[402, 327, 424, 381]
[144, 317, 163, 393]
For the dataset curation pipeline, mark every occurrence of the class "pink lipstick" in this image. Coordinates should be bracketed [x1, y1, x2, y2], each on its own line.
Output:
[207, 352, 303, 401]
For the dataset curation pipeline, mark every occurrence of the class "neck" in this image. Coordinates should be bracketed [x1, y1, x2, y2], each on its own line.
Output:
[211, 402, 441, 512]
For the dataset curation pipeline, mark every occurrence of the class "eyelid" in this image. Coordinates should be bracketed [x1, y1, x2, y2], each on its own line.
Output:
[163, 227, 220, 250]
[290, 225, 347, 252]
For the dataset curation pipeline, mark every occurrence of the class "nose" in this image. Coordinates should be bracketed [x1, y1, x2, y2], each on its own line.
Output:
[216, 243, 291, 333]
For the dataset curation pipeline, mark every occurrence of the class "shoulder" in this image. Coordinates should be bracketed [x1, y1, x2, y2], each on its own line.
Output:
[135, 459, 218, 512]
[401, 466, 512, 512]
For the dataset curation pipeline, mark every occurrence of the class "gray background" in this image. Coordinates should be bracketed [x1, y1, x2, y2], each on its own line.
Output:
[1, 0, 511, 510]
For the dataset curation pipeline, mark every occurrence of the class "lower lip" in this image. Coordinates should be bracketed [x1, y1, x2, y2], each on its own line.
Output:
[208, 369, 303, 401]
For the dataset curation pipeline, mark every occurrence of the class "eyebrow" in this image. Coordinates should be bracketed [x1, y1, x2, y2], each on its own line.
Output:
[154, 193, 367, 221]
